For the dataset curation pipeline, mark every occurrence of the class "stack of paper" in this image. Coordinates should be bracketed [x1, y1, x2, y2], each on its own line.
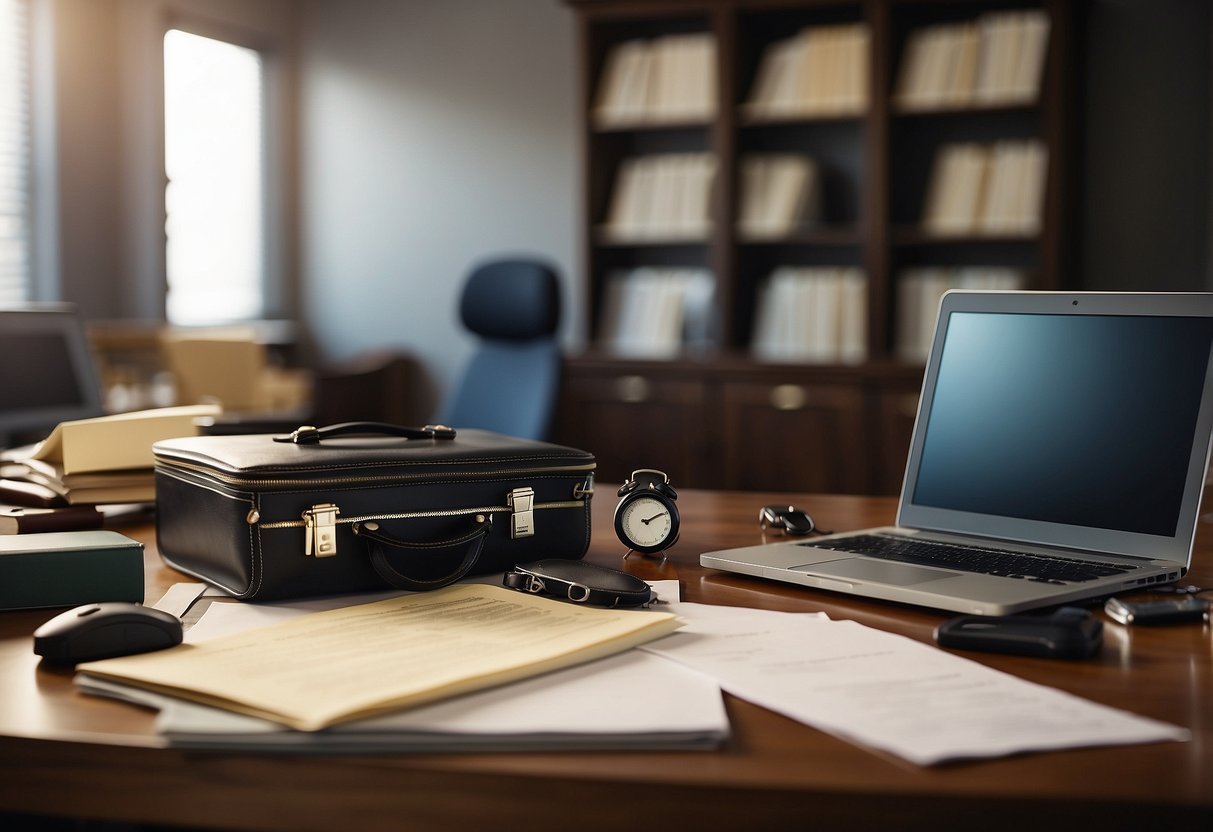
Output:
[75, 584, 710, 750]
[77, 582, 1189, 765]
[5, 405, 219, 504]
[82, 648, 726, 753]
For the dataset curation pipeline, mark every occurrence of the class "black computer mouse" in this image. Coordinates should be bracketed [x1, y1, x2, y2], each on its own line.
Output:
[33, 602, 183, 664]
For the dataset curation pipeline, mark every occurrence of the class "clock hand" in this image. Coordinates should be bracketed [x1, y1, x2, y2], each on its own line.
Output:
[641, 511, 667, 524]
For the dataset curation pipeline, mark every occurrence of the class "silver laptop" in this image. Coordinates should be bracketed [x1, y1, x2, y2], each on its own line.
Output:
[702, 291, 1213, 615]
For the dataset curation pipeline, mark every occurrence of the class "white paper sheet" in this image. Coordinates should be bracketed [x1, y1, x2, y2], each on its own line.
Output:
[641, 602, 1189, 765]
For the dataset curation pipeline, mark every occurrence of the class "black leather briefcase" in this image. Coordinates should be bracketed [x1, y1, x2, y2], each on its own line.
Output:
[153, 423, 595, 601]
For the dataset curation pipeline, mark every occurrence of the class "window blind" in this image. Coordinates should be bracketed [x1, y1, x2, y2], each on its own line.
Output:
[0, 0, 30, 305]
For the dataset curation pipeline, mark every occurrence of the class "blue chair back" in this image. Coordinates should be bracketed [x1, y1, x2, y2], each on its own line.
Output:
[440, 260, 562, 440]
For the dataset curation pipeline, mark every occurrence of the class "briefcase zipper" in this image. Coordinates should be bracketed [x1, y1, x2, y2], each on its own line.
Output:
[255, 493, 588, 558]
[157, 458, 596, 491]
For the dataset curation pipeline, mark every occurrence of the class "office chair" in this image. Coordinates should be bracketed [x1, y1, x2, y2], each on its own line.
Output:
[439, 259, 562, 440]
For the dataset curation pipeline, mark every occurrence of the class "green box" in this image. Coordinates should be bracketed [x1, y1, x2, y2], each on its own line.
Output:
[0, 530, 144, 610]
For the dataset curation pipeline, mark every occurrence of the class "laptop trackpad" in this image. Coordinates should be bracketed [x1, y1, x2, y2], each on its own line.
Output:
[796, 559, 960, 586]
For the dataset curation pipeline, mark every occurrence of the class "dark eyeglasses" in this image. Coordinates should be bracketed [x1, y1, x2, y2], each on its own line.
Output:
[758, 505, 828, 536]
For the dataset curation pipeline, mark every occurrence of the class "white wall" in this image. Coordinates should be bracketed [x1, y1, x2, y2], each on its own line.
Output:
[298, 0, 580, 415]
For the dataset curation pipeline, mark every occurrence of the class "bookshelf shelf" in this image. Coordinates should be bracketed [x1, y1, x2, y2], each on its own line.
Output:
[892, 101, 1041, 119]
[593, 118, 715, 134]
[739, 227, 863, 247]
[890, 227, 1039, 246]
[558, 0, 1074, 494]
[740, 113, 867, 128]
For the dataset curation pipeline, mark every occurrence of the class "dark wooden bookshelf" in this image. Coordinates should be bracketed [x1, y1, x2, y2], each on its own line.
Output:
[557, 0, 1075, 494]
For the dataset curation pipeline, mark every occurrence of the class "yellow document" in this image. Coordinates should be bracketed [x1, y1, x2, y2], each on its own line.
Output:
[77, 584, 682, 731]
[30, 404, 221, 474]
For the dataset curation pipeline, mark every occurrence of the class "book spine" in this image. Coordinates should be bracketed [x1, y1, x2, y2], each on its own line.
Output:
[1, 506, 104, 534]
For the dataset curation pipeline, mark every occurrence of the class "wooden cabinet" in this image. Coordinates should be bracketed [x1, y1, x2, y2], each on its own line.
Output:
[554, 361, 716, 486]
[866, 371, 923, 494]
[553, 358, 923, 495]
[559, 0, 1075, 493]
[718, 371, 867, 494]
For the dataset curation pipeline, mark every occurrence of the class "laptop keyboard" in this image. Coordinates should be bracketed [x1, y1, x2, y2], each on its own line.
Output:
[799, 534, 1137, 584]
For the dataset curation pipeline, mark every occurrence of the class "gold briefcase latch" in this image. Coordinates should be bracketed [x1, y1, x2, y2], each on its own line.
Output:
[508, 487, 535, 539]
[303, 503, 340, 558]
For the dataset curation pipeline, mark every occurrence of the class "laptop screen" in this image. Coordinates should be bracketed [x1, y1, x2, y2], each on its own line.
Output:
[0, 306, 105, 446]
[898, 292, 1213, 564]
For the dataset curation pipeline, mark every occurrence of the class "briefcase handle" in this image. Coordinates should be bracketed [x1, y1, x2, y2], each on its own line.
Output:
[275, 422, 457, 445]
[354, 515, 492, 591]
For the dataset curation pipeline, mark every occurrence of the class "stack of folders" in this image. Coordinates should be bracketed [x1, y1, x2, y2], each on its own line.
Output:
[597, 268, 715, 359]
[74, 583, 729, 753]
[750, 267, 867, 364]
[737, 154, 822, 240]
[602, 153, 717, 242]
[593, 33, 717, 127]
[1, 405, 219, 506]
[895, 267, 1026, 363]
[743, 23, 870, 120]
[894, 10, 1050, 111]
[921, 141, 1048, 237]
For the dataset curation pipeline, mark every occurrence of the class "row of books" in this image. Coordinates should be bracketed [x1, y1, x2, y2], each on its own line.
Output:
[594, 34, 717, 127]
[738, 154, 822, 239]
[895, 267, 1026, 362]
[751, 267, 867, 364]
[922, 140, 1047, 236]
[895, 11, 1050, 111]
[744, 23, 870, 120]
[594, 9, 1047, 125]
[597, 268, 715, 358]
[603, 153, 717, 242]
[594, 264, 1027, 364]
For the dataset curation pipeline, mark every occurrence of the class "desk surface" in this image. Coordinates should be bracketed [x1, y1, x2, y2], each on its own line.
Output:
[1, 490, 1210, 831]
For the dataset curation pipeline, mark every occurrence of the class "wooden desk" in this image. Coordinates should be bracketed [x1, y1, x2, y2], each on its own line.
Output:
[1, 491, 1210, 830]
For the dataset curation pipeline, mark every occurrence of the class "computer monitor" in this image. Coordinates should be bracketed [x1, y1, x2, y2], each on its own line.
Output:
[0, 305, 105, 447]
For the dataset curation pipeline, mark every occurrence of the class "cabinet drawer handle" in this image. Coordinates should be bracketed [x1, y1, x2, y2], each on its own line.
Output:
[616, 375, 651, 403]
[770, 384, 808, 410]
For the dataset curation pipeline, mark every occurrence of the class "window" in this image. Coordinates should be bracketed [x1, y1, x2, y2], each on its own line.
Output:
[163, 28, 264, 325]
[0, 0, 30, 304]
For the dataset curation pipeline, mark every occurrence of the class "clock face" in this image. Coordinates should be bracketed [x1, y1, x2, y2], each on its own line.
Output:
[618, 495, 674, 550]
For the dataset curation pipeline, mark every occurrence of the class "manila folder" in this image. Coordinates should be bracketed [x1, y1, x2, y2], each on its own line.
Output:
[77, 583, 683, 731]
[29, 404, 220, 475]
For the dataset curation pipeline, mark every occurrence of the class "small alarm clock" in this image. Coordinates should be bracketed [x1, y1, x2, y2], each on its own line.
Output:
[614, 469, 680, 556]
